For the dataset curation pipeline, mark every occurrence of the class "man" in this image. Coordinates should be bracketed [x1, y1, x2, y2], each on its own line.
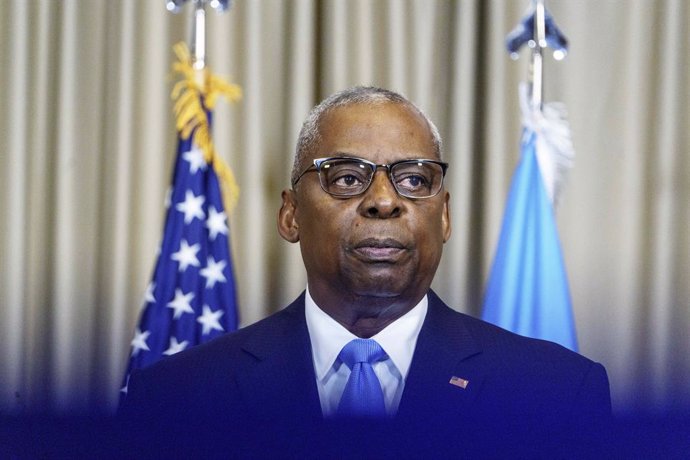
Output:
[121, 86, 610, 456]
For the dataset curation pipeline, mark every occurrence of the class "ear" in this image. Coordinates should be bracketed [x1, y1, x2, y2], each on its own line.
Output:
[277, 189, 300, 243]
[442, 191, 451, 243]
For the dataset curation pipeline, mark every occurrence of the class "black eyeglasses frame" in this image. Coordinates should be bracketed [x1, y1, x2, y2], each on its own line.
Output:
[292, 156, 449, 199]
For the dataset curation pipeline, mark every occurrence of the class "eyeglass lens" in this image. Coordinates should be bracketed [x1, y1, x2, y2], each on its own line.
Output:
[318, 159, 445, 198]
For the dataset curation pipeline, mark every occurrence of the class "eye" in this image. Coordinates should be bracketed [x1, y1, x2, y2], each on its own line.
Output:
[398, 174, 427, 188]
[332, 173, 364, 188]
[324, 162, 371, 193]
[395, 172, 430, 192]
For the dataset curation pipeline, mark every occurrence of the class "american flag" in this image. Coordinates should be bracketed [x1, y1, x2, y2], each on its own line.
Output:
[120, 128, 239, 396]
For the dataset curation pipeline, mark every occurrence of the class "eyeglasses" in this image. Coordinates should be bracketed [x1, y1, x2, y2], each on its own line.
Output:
[292, 156, 449, 199]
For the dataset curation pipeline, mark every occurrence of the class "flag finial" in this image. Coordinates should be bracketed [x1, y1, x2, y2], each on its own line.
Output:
[166, 0, 235, 72]
[506, 0, 568, 110]
[166, 0, 233, 14]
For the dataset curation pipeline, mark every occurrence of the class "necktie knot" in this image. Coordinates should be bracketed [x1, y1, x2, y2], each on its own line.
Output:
[339, 338, 387, 368]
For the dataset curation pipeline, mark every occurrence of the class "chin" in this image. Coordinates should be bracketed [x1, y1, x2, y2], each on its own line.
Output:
[352, 288, 402, 299]
[347, 276, 410, 300]
[341, 262, 420, 299]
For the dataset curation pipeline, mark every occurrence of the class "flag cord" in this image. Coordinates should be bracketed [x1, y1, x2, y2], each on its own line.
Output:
[171, 42, 242, 214]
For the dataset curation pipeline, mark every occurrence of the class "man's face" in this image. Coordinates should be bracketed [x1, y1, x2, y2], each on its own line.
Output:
[280, 102, 451, 310]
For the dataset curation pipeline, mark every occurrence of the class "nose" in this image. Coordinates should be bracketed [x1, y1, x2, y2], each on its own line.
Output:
[358, 169, 402, 218]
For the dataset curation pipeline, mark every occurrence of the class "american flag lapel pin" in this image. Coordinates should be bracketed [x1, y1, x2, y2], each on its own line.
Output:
[449, 376, 469, 389]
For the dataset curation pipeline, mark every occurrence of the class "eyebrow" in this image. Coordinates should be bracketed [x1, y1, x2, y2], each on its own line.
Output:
[326, 152, 433, 162]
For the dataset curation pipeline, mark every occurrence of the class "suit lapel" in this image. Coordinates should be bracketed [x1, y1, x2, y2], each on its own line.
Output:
[234, 294, 323, 423]
[397, 291, 485, 419]
[232, 292, 486, 423]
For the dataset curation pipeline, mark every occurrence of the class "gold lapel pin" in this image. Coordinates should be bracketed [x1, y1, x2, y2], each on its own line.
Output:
[449, 376, 469, 389]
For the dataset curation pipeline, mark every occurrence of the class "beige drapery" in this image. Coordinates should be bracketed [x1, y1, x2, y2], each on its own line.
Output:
[0, 0, 688, 415]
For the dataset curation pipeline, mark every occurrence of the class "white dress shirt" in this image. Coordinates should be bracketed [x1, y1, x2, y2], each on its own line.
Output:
[304, 286, 428, 418]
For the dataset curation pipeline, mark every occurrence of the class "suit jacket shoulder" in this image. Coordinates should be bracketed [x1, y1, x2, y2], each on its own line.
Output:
[121, 293, 322, 426]
[400, 290, 611, 426]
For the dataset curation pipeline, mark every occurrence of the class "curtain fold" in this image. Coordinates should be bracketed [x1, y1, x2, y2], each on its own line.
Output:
[0, 0, 687, 414]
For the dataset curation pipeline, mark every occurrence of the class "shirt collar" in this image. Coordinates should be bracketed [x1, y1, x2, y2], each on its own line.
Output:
[304, 286, 428, 382]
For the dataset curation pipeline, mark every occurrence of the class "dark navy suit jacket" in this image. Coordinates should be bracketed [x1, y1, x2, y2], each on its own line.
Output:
[121, 290, 611, 456]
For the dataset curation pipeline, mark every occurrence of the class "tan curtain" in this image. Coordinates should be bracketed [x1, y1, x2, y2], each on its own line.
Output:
[0, 0, 688, 415]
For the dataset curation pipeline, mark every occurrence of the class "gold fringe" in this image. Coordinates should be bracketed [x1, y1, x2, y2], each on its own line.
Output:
[171, 42, 242, 214]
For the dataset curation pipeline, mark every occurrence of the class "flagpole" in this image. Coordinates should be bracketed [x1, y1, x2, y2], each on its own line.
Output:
[166, 0, 235, 76]
[530, 0, 546, 110]
[191, 0, 207, 72]
[507, 0, 568, 111]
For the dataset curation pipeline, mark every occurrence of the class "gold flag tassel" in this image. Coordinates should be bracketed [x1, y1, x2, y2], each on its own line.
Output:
[171, 41, 242, 214]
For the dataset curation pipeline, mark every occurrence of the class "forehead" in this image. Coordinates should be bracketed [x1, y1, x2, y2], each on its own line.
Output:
[315, 102, 437, 163]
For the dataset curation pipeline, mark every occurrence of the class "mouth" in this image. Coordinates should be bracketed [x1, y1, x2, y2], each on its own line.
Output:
[351, 238, 407, 262]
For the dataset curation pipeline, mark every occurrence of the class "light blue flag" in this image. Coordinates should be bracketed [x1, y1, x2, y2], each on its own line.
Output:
[483, 0, 577, 351]
[482, 122, 578, 351]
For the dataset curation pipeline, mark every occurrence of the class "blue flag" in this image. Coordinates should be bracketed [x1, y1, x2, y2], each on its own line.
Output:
[482, 124, 578, 351]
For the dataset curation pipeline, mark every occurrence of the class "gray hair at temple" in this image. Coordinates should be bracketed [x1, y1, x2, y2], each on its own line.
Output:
[291, 86, 443, 186]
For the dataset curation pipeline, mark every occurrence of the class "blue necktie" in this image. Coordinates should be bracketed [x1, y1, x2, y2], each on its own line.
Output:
[336, 338, 387, 418]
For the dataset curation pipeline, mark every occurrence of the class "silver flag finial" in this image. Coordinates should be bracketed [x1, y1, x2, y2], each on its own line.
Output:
[167, 0, 233, 14]
[506, 0, 568, 61]
[166, 0, 235, 71]
[506, 0, 568, 109]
